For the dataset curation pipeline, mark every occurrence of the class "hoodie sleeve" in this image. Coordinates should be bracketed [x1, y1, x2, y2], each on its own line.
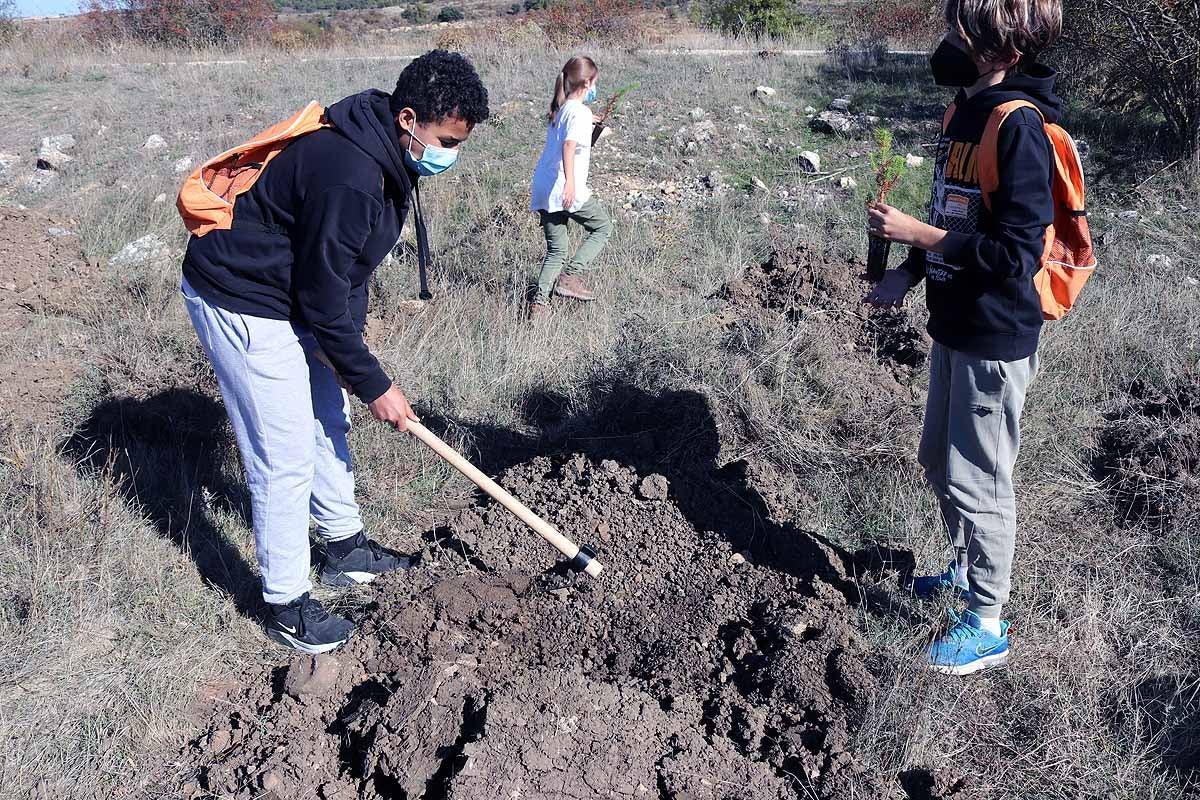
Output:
[899, 247, 926, 282]
[293, 185, 393, 404]
[941, 108, 1054, 281]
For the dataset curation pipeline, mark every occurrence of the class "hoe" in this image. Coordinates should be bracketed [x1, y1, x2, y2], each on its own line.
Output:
[407, 421, 604, 578]
[313, 349, 602, 577]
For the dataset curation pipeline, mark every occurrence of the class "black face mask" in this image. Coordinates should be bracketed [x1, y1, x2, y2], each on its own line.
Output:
[930, 39, 980, 87]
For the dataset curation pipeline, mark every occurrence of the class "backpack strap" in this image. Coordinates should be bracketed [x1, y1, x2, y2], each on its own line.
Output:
[941, 102, 957, 134]
[978, 99, 1042, 209]
[412, 181, 433, 301]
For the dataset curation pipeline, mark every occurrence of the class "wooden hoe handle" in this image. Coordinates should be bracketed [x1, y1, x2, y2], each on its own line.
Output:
[406, 421, 604, 578]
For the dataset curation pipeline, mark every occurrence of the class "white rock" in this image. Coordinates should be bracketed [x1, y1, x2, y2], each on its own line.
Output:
[153, 193, 168, 204]
[0, 152, 16, 181]
[173, 156, 194, 175]
[688, 107, 705, 121]
[1147, 254, 1173, 268]
[753, 85, 777, 100]
[1117, 210, 1139, 221]
[43, 134, 76, 152]
[810, 111, 855, 136]
[797, 150, 821, 173]
[37, 136, 75, 170]
[750, 176, 768, 192]
[829, 97, 851, 112]
[143, 134, 168, 151]
[110, 234, 170, 267]
[24, 168, 58, 190]
[46, 226, 73, 237]
[905, 153, 925, 168]
[729, 553, 746, 566]
[838, 176, 858, 190]
[804, 105, 817, 113]
[692, 120, 716, 143]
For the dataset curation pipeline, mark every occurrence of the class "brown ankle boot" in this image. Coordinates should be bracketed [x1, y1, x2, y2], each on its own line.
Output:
[554, 274, 597, 302]
[529, 302, 552, 322]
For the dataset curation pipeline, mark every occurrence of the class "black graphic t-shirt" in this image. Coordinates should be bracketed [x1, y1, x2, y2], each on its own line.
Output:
[901, 65, 1060, 362]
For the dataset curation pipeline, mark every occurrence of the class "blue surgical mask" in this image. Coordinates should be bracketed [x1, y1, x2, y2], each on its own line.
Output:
[585, 85, 597, 103]
[403, 125, 458, 176]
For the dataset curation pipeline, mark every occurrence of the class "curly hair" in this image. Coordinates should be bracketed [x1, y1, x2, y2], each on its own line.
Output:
[389, 49, 490, 126]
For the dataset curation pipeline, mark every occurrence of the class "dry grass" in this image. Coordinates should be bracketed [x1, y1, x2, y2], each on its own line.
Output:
[0, 28, 1197, 800]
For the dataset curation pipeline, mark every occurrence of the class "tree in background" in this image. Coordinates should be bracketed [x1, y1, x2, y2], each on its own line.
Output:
[402, 2, 430, 23]
[81, 0, 275, 45]
[436, 5, 464, 21]
[705, 0, 803, 38]
[1060, 0, 1200, 164]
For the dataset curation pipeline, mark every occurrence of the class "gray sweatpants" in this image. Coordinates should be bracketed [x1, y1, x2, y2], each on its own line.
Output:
[182, 279, 363, 605]
[917, 342, 1038, 618]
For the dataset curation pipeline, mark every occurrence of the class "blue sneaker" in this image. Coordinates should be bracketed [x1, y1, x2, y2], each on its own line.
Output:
[909, 561, 972, 601]
[925, 609, 1009, 675]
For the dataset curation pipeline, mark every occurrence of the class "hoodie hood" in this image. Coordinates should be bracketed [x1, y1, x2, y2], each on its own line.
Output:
[956, 63, 1062, 124]
[325, 89, 416, 192]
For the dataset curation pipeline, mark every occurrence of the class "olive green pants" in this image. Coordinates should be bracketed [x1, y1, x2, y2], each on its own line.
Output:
[534, 197, 612, 306]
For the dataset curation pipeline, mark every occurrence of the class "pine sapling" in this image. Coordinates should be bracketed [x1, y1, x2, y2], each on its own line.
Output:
[865, 127, 907, 281]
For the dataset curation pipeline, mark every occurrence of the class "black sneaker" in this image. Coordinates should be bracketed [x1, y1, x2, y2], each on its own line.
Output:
[319, 531, 417, 588]
[266, 593, 355, 654]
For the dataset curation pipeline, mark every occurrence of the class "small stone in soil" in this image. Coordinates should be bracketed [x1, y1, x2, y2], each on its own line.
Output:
[637, 474, 669, 501]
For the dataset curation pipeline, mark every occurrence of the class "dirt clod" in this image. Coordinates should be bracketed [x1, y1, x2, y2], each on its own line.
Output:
[284, 654, 342, 699]
[1095, 376, 1200, 526]
[638, 473, 669, 500]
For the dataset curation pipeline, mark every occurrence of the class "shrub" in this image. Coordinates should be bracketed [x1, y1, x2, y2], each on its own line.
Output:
[402, 2, 430, 23]
[1059, 0, 1200, 164]
[437, 5, 464, 21]
[536, 0, 645, 47]
[827, 0, 940, 66]
[80, 0, 275, 45]
[0, 0, 17, 45]
[706, 0, 803, 38]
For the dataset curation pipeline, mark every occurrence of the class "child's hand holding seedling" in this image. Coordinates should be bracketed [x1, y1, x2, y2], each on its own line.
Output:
[865, 128, 948, 252]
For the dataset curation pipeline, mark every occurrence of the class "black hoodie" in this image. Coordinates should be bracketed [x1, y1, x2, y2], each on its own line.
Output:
[183, 90, 415, 404]
[900, 65, 1061, 362]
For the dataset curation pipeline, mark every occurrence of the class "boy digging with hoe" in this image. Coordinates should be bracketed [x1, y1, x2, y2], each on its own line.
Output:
[180, 51, 489, 654]
[864, 0, 1063, 674]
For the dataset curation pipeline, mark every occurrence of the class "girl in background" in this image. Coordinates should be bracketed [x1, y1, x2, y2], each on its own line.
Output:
[528, 56, 613, 321]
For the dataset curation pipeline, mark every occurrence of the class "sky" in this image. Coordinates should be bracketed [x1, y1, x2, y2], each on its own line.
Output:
[13, 0, 81, 17]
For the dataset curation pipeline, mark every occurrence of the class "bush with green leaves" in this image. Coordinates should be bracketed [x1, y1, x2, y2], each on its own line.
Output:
[437, 5, 463, 21]
[706, 0, 803, 38]
[402, 1, 430, 23]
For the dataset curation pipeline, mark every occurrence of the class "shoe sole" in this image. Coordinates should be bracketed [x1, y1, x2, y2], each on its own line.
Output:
[266, 628, 349, 655]
[554, 288, 596, 301]
[929, 650, 1009, 675]
[319, 569, 378, 588]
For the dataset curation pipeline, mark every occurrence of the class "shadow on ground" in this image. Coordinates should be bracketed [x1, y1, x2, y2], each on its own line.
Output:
[62, 388, 261, 617]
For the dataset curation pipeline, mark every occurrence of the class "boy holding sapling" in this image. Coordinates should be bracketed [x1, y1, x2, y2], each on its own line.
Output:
[863, 0, 1063, 674]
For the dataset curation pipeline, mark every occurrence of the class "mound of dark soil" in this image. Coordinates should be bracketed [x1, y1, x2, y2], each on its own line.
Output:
[714, 246, 931, 384]
[1095, 377, 1200, 526]
[170, 389, 963, 800]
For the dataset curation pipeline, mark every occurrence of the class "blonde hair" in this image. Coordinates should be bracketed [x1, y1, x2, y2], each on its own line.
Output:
[945, 0, 1062, 67]
[549, 56, 598, 122]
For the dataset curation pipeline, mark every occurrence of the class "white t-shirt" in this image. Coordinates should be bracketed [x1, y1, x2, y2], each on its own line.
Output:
[530, 99, 593, 213]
